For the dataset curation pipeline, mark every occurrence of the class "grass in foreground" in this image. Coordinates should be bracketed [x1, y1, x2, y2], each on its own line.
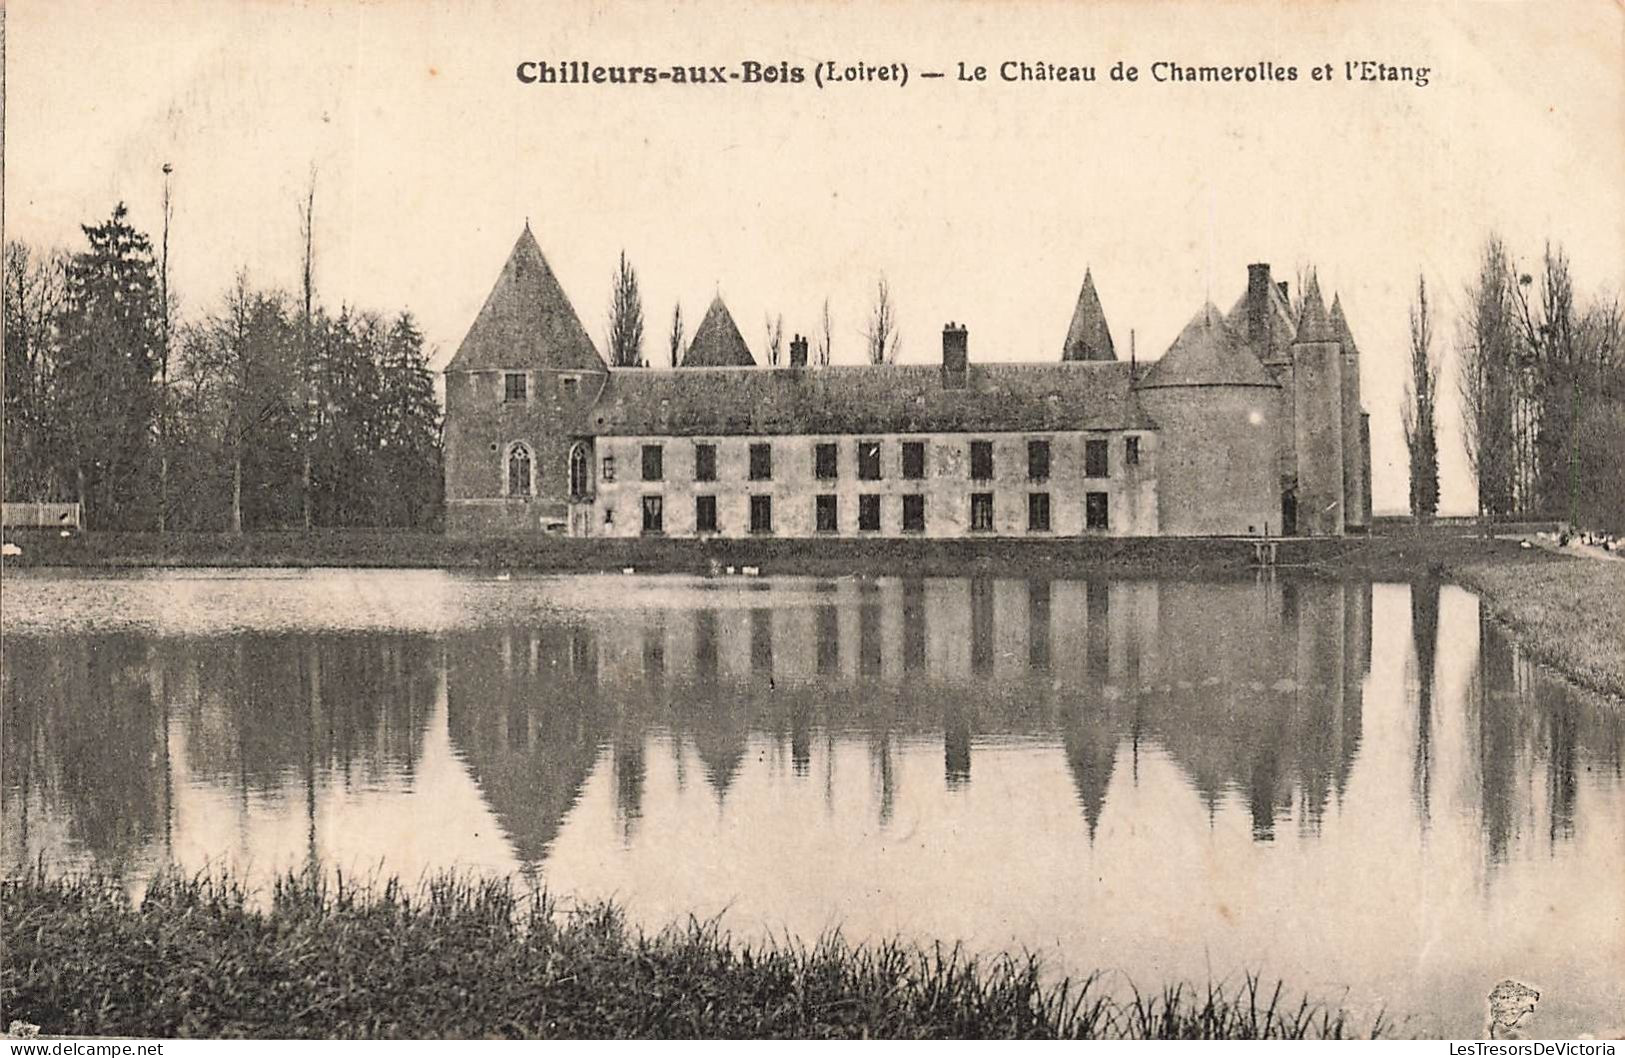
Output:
[1454, 556, 1625, 702]
[0, 867, 1384, 1039]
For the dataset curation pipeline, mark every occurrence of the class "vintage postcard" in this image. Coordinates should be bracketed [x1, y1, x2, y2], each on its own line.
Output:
[2, 0, 1621, 1044]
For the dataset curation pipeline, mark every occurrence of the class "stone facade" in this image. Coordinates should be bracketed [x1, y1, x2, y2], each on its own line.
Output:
[443, 228, 1369, 539]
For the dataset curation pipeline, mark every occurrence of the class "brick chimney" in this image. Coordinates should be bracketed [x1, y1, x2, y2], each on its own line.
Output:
[942, 323, 968, 388]
[789, 333, 808, 368]
[1246, 263, 1273, 347]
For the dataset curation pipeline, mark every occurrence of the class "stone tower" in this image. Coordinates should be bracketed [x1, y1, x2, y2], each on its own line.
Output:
[1291, 275, 1345, 536]
[1330, 295, 1368, 532]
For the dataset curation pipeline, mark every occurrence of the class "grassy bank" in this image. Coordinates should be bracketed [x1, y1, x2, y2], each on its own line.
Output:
[0, 526, 1547, 580]
[1454, 557, 1625, 701]
[1, 868, 1380, 1040]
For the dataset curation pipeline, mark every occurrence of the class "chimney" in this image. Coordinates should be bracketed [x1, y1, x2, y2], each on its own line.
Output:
[942, 323, 968, 388]
[1246, 263, 1273, 347]
[789, 333, 808, 368]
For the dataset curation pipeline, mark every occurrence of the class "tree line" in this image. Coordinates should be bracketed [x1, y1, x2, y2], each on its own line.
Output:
[1418, 237, 1623, 532]
[3, 203, 442, 532]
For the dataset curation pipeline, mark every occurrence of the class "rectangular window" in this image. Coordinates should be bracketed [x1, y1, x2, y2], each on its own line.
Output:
[1085, 438, 1109, 478]
[1028, 439, 1051, 481]
[1028, 492, 1051, 532]
[815, 494, 838, 532]
[600, 456, 616, 483]
[504, 372, 528, 402]
[970, 440, 994, 481]
[970, 492, 994, 532]
[750, 495, 773, 534]
[857, 440, 882, 481]
[1086, 491, 1110, 530]
[641, 495, 664, 535]
[902, 494, 926, 532]
[561, 376, 578, 400]
[814, 442, 838, 480]
[694, 443, 717, 482]
[641, 444, 663, 482]
[902, 441, 926, 480]
[695, 495, 718, 533]
[858, 494, 881, 532]
[749, 443, 773, 481]
[1125, 436, 1141, 466]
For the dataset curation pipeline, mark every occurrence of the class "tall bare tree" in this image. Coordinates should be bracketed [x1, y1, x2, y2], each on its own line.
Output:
[607, 251, 644, 367]
[158, 164, 175, 532]
[817, 297, 833, 366]
[764, 313, 784, 366]
[667, 302, 683, 368]
[864, 276, 900, 365]
[1402, 274, 1440, 519]
[299, 169, 317, 530]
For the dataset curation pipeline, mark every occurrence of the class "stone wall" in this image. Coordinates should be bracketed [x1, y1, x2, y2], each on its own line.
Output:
[1138, 385, 1279, 536]
[1292, 341, 1345, 536]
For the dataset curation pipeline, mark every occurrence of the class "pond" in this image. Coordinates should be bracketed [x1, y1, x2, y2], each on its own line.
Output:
[3, 568, 1621, 1037]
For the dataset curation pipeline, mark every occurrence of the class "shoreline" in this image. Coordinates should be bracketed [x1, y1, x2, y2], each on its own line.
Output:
[0, 868, 1382, 1040]
[6, 527, 1620, 703]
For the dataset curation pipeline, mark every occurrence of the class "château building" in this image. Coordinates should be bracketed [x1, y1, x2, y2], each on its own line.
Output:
[443, 225, 1370, 538]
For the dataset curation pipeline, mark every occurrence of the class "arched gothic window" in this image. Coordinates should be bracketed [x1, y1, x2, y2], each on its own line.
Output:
[569, 443, 590, 498]
[506, 442, 534, 497]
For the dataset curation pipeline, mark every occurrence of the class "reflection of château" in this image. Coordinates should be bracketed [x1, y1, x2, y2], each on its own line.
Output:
[4, 583, 1619, 877]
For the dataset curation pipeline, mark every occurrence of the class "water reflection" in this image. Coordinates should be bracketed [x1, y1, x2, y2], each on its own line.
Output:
[3, 571, 1622, 1035]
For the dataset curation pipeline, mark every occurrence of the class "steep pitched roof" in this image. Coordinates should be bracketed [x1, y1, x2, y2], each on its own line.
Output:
[681, 297, 757, 367]
[1062, 270, 1117, 361]
[446, 226, 606, 374]
[588, 360, 1156, 436]
[1137, 304, 1279, 389]
[1329, 294, 1359, 356]
[1295, 272, 1335, 344]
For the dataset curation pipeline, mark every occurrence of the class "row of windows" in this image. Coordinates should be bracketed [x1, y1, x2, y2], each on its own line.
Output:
[635, 437, 1140, 483]
[637, 491, 1111, 534]
[502, 372, 583, 403]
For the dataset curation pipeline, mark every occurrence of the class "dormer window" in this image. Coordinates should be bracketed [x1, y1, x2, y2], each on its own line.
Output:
[504, 372, 528, 403]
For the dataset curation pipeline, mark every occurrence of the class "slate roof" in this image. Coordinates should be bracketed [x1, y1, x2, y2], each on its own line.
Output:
[1137, 304, 1280, 389]
[681, 297, 757, 367]
[446, 227, 607, 374]
[587, 360, 1156, 437]
[1062, 270, 1117, 361]
[1329, 294, 1359, 356]
[1295, 273, 1335, 344]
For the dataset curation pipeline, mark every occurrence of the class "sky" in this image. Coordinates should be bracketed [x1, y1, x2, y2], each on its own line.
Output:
[6, 0, 1622, 516]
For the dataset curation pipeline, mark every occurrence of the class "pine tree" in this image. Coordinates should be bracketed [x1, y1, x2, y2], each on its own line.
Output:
[57, 204, 164, 529]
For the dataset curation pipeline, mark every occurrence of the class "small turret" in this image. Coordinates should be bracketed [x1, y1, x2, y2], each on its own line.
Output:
[1062, 269, 1117, 361]
[1330, 295, 1368, 531]
[1291, 273, 1345, 536]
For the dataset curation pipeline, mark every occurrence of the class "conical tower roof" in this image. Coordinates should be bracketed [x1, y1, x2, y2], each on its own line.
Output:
[681, 296, 757, 367]
[1062, 269, 1117, 361]
[1137, 303, 1278, 389]
[446, 225, 606, 373]
[1329, 294, 1359, 356]
[1295, 272, 1335, 344]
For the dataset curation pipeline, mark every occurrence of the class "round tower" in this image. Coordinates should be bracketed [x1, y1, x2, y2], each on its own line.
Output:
[1330, 294, 1367, 532]
[1290, 276, 1345, 536]
[1136, 304, 1281, 536]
